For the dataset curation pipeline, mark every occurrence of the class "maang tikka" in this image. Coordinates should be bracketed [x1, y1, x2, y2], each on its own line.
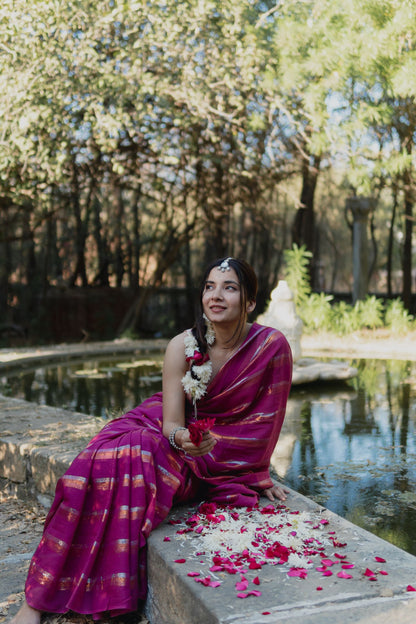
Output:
[219, 257, 233, 272]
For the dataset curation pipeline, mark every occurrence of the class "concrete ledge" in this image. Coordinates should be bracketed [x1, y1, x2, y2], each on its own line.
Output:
[0, 395, 100, 495]
[1, 395, 416, 623]
[146, 491, 416, 624]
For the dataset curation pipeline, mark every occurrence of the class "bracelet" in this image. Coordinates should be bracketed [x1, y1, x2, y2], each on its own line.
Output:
[169, 426, 187, 452]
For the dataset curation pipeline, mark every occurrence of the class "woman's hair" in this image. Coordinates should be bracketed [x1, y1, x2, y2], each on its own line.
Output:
[193, 257, 258, 354]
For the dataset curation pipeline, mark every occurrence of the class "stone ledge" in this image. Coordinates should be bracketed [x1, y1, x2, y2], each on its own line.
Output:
[146, 489, 416, 624]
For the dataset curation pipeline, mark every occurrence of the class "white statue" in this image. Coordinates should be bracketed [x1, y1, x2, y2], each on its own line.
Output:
[257, 280, 303, 362]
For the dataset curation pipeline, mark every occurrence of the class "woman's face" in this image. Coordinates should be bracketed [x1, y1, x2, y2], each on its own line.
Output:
[202, 267, 243, 325]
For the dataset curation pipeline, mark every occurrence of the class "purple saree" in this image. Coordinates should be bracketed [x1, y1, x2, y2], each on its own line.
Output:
[25, 323, 292, 618]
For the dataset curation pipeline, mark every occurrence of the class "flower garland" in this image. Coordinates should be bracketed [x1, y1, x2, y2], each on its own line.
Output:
[181, 317, 215, 406]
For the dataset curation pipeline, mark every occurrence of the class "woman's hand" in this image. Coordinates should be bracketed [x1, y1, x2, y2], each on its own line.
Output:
[176, 429, 217, 457]
[263, 483, 289, 502]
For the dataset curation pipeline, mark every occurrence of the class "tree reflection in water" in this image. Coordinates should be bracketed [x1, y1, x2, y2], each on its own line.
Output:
[1, 356, 415, 555]
[277, 359, 416, 556]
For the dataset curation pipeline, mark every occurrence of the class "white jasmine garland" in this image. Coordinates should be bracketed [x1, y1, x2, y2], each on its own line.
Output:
[181, 320, 215, 404]
[182, 364, 212, 401]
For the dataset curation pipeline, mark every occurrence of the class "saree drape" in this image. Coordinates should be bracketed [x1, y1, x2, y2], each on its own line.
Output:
[25, 323, 292, 619]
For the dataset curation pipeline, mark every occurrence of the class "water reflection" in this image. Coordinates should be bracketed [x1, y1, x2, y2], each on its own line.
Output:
[0, 356, 164, 418]
[276, 359, 416, 556]
[1, 356, 415, 555]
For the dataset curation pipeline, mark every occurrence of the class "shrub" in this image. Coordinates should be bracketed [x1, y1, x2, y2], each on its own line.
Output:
[283, 244, 312, 308]
[300, 292, 334, 333]
[385, 299, 414, 334]
[355, 296, 384, 330]
[331, 300, 361, 335]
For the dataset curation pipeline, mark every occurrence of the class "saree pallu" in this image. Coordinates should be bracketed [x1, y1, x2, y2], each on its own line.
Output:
[25, 323, 292, 618]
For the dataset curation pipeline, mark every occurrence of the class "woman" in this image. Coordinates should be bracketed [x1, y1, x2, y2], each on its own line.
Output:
[11, 257, 292, 624]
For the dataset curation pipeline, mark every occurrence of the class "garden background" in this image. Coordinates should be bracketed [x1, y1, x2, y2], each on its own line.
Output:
[1, 0, 415, 343]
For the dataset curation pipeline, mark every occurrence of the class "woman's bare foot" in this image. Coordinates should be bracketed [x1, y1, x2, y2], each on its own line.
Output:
[9, 601, 41, 624]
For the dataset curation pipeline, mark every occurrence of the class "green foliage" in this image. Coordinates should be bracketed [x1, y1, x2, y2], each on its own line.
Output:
[355, 296, 384, 330]
[1, 0, 416, 337]
[385, 299, 415, 334]
[299, 292, 334, 332]
[330, 301, 361, 336]
[283, 244, 312, 308]
[299, 293, 415, 337]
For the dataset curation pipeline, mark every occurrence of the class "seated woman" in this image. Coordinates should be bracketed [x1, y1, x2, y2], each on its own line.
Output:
[11, 257, 293, 624]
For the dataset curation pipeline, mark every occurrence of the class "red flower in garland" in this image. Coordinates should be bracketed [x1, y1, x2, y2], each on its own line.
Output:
[188, 417, 216, 446]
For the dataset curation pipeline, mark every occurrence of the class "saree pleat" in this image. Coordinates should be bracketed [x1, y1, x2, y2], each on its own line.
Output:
[25, 323, 292, 618]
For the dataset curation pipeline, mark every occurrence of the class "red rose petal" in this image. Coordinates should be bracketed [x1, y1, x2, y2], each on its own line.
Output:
[337, 571, 353, 579]
[364, 568, 375, 577]
[375, 556, 386, 563]
[316, 586, 323, 591]
[253, 576, 260, 585]
[249, 560, 262, 570]
[187, 571, 200, 577]
[174, 558, 186, 563]
[407, 585, 416, 591]
[288, 568, 308, 578]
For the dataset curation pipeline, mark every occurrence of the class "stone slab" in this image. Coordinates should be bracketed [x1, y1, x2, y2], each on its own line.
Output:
[145, 489, 416, 624]
[0, 395, 100, 494]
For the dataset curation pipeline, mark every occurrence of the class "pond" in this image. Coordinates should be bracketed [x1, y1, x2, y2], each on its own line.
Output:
[1, 356, 415, 556]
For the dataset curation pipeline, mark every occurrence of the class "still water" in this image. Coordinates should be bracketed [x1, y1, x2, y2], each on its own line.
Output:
[1, 356, 415, 556]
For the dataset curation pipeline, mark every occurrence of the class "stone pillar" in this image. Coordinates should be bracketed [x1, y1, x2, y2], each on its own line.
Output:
[346, 197, 373, 303]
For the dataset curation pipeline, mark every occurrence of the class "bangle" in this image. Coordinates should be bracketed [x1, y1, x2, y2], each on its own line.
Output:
[169, 426, 187, 452]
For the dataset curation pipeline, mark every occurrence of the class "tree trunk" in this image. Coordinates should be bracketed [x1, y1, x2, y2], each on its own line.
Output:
[92, 196, 110, 287]
[114, 186, 125, 288]
[402, 176, 413, 310]
[292, 152, 321, 288]
[386, 184, 398, 298]
[69, 169, 89, 288]
[116, 221, 195, 336]
[129, 185, 141, 290]
[0, 232, 12, 320]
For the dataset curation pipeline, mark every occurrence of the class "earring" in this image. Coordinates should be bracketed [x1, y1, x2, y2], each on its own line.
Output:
[203, 313, 216, 345]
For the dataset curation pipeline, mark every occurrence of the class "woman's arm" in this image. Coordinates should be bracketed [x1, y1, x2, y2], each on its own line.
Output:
[162, 332, 216, 457]
[162, 333, 187, 440]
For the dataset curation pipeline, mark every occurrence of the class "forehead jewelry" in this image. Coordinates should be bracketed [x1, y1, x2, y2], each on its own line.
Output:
[219, 257, 233, 272]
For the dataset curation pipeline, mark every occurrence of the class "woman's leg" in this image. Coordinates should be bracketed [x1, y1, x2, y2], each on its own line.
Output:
[9, 601, 41, 624]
